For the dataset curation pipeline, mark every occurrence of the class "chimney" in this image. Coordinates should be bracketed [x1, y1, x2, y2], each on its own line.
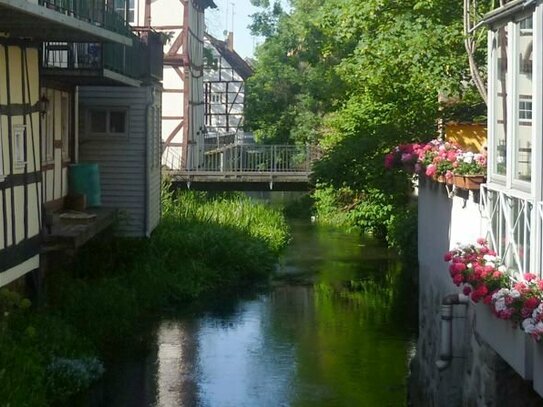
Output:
[226, 32, 234, 51]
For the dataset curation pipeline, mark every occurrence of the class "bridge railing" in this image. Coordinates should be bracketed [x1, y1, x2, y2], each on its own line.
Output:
[163, 144, 321, 173]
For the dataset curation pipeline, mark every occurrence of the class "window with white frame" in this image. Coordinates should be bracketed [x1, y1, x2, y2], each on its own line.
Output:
[486, 9, 538, 277]
[114, 0, 135, 23]
[13, 125, 26, 167]
[87, 109, 128, 137]
[490, 13, 535, 187]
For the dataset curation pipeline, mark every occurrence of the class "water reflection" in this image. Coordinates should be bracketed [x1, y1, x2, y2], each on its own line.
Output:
[89, 222, 416, 406]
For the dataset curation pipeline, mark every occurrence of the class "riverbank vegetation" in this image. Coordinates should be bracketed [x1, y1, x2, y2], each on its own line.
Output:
[0, 191, 289, 406]
[246, 0, 492, 263]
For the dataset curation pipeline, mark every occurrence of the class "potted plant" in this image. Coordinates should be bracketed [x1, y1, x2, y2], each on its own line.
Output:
[453, 151, 486, 190]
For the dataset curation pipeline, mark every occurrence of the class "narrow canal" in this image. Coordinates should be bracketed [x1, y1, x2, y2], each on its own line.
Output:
[83, 221, 417, 406]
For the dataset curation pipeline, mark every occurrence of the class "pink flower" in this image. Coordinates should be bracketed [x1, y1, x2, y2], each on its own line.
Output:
[425, 164, 437, 177]
[524, 297, 539, 310]
[524, 273, 537, 282]
[476, 238, 487, 245]
[463, 286, 472, 295]
[444, 252, 453, 262]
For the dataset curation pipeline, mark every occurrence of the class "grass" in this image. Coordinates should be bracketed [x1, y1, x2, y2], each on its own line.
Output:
[0, 190, 289, 406]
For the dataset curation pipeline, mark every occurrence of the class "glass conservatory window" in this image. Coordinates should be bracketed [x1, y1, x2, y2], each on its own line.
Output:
[493, 25, 508, 177]
[514, 15, 533, 184]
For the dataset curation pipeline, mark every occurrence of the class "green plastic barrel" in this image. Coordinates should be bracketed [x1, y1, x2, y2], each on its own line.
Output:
[69, 164, 101, 207]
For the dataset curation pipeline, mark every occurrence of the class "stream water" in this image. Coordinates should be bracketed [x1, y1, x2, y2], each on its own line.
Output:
[82, 221, 417, 407]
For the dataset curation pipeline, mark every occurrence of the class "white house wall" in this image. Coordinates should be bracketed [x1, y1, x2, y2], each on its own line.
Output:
[78, 85, 162, 237]
[0, 45, 42, 287]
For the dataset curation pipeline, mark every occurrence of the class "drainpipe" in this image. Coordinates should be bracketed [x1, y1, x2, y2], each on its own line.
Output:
[435, 293, 469, 371]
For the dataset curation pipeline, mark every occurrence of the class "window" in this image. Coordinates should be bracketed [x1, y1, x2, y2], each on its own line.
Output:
[514, 15, 533, 184]
[88, 109, 128, 137]
[13, 125, 26, 167]
[114, 0, 135, 23]
[519, 98, 532, 122]
[489, 13, 535, 187]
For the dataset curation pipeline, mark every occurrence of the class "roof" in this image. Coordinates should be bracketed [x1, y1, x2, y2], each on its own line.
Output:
[205, 33, 254, 80]
[483, 0, 535, 27]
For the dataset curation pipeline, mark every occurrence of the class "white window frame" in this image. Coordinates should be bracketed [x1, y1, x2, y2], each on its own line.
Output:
[488, 11, 537, 194]
[86, 108, 129, 139]
[13, 124, 27, 169]
[485, 4, 543, 277]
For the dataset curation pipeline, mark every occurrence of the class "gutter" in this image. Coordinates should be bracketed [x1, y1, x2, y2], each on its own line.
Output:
[436, 293, 470, 371]
[481, 0, 537, 29]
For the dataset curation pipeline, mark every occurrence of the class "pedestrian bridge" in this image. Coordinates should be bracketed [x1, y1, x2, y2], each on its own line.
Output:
[163, 144, 320, 191]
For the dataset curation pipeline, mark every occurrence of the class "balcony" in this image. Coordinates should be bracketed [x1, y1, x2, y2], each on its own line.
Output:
[42, 31, 163, 86]
[0, 0, 132, 44]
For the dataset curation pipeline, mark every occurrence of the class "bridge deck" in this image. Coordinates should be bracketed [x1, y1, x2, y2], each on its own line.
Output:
[168, 171, 312, 191]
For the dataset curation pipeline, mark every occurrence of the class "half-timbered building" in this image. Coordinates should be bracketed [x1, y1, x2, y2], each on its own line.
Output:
[0, 0, 163, 288]
[130, 0, 216, 170]
[203, 32, 253, 144]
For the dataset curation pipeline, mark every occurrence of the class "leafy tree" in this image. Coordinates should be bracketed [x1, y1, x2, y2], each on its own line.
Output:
[247, 0, 496, 252]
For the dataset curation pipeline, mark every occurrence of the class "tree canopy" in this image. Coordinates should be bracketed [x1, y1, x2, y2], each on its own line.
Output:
[246, 0, 493, 242]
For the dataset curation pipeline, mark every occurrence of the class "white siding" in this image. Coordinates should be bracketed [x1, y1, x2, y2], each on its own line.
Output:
[78, 86, 161, 237]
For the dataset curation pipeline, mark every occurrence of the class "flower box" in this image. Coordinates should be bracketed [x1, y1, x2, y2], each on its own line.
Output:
[475, 302, 533, 380]
[432, 174, 453, 185]
[453, 175, 485, 190]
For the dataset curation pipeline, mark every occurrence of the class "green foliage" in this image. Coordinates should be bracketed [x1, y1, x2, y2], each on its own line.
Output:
[247, 0, 487, 258]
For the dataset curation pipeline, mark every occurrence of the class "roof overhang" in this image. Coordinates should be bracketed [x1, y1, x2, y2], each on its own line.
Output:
[0, 0, 132, 45]
[483, 0, 537, 28]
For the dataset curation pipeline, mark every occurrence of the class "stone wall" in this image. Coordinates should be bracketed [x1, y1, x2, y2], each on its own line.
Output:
[410, 180, 542, 406]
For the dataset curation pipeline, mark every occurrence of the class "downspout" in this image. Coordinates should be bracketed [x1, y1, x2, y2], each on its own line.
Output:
[435, 293, 470, 371]
[144, 87, 152, 237]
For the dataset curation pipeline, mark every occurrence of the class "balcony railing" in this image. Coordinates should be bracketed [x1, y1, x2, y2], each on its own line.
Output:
[42, 31, 163, 82]
[38, 0, 131, 36]
[481, 185, 535, 278]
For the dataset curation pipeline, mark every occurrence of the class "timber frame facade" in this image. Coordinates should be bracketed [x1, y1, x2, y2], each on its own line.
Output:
[130, 0, 216, 170]
[0, 0, 163, 287]
[203, 32, 253, 144]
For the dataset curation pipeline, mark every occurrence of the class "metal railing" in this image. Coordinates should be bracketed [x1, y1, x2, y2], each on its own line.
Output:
[163, 143, 320, 173]
[42, 31, 163, 81]
[39, 0, 131, 36]
[480, 185, 535, 277]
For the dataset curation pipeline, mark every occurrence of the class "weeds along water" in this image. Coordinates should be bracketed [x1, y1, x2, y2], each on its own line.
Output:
[0, 191, 290, 406]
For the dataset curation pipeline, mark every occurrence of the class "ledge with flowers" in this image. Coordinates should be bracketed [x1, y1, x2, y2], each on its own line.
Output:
[384, 138, 487, 191]
[444, 239, 543, 343]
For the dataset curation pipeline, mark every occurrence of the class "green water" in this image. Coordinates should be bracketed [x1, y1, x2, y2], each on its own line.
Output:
[85, 221, 416, 406]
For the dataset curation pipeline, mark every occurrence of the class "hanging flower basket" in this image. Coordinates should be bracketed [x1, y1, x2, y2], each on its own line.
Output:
[453, 174, 485, 190]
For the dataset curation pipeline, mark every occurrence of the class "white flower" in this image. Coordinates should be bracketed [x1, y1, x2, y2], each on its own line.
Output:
[498, 265, 507, 273]
[463, 152, 474, 164]
[483, 254, 497, 262]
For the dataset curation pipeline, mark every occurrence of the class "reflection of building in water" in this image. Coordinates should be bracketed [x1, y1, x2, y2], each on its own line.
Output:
[155, 321, 199, 406]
